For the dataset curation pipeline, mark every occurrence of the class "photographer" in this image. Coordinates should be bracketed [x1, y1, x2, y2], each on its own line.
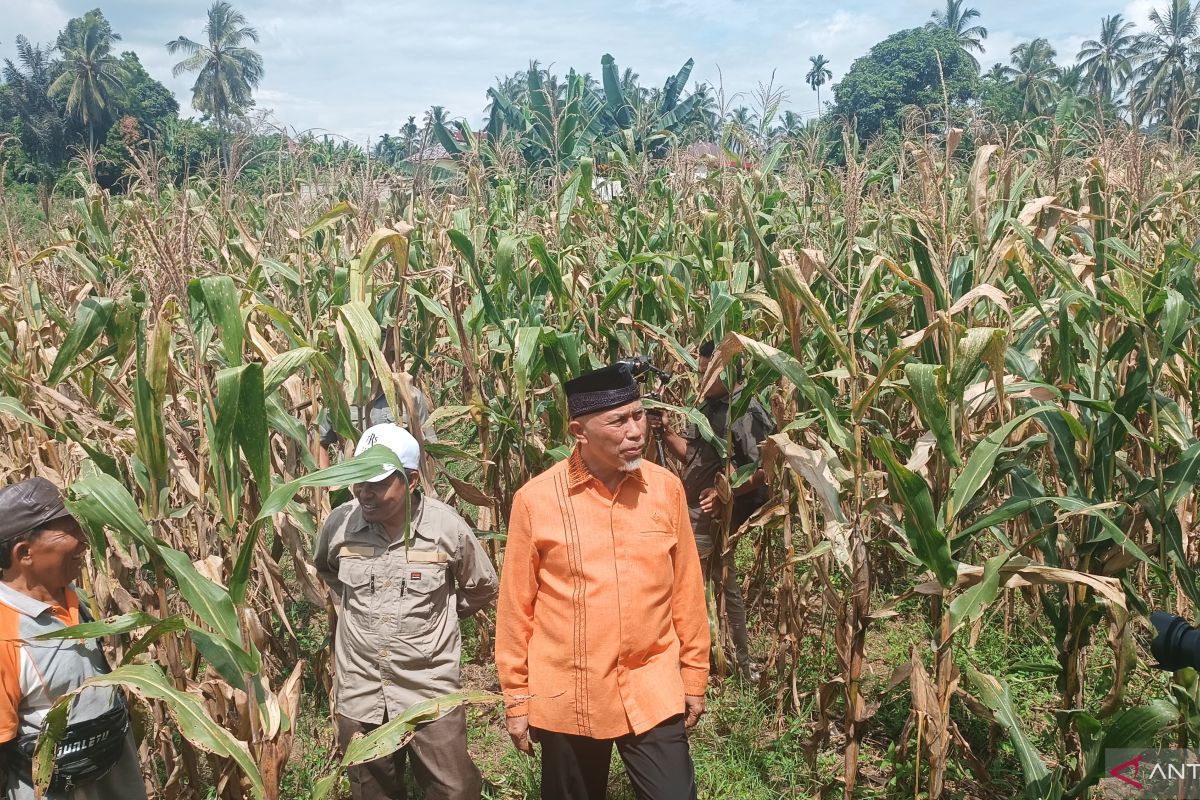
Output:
[648, 342, 774, 680]
[317, 329, 437, 469]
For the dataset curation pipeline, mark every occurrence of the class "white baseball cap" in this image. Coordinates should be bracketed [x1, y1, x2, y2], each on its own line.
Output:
[354, 423, 421, 482]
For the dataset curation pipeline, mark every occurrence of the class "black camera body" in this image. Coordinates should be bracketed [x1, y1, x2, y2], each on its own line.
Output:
[1150, 611, 1200, 671]
[619, 356, 671, 401]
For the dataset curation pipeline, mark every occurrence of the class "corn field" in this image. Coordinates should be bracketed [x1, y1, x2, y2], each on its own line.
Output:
[2, 119, 1200, 799]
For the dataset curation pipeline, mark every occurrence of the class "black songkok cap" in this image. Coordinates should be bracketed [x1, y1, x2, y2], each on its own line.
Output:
[565, 362, 641, 418]
[0, 478, 71, 543]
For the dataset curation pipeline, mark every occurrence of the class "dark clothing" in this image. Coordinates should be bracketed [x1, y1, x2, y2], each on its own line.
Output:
[698, 547, 750, 679]
[335, 707, 481, 800]
[679, 391, 773, 536]
[535, 714, 697, 800]
[318, 385, 437, 449]
[679, 391, 773, 678]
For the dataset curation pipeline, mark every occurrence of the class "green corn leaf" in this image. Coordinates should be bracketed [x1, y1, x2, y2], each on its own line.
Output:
[33, 611, 162, 641]
[256, 445, 399, 521]
[134, 301, 173, 511]
[303, 200, 353, 238]
[158, 546, 242, 644]
[513, 326, 543, 407]
[188, 623, 258, 689]
[773, 266, 857, 377]
[228, 519, 267, 608]
[1052, 496, 1156, 568]
[351, 228, 409, 305]
[721, 333, 853, 455]
[871, 437, 957, 588]
[47, 296, 114, 386]
[336, 301, 397, 425]
[643, 399, 726, 459]
[558, 173, 581, 235]
[1070, 700, 1178, 798]
[1161, 288, 1188, 357]
[29, 243, 104, 287]
[37, 663, 265, 799]
[963, 665, 1054, 797]
[948, 327, 1005, 402]
[0, 396, 45, 429]
[905, 363, 961, 467]
[946, 406, 1058, 522]
[232, 363, 271, 492]
[120, 615, 190, 664]
[189, 275, 244, 366]
[341, 691, 500, 767]
[67, 468, 160, 558]
[264, 347, 319, 394]
[948, 553, 1008, 632]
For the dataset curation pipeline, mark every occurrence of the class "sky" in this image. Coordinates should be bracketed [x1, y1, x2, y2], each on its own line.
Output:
[0, 0, 1166, 146]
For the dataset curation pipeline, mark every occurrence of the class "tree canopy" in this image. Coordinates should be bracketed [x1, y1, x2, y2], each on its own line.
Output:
[832, 25, 979, 139]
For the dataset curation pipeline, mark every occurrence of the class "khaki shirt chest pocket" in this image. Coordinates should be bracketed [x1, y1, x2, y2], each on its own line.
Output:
[399, 563, 449, 635]
[337, 558, 375, 622]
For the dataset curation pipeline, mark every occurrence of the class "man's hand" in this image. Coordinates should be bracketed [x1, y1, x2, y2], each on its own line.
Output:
[507, 715, 535, 756]
[646, 409, 667, 433]
[684, 695, 706, 730]
[698, 487, 723, 515]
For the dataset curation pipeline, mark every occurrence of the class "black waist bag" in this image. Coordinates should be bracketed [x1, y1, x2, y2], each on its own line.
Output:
[7, 699, 129, 793]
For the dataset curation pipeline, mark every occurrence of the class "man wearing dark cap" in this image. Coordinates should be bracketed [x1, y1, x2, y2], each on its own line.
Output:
[0, 478, 144, 800]
[496, 362, 710, 800]
[649, 341, 774, 680]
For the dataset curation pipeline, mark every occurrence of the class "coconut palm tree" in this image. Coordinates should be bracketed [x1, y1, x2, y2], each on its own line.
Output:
[400, 115, 419, 158]
[929, 0, 988, 66]
[805, 55, 832, 118]
[774, 110, 806, 140]
[50, 9, 128, 151]
[1135, 0, 1200, 131]
[690, 81, 719, 136]
[167, 2, 263, 139]
[1078, 14, 1141, 104]
[984, 63, 1009, 83]
[1004, 38, 1061, 117]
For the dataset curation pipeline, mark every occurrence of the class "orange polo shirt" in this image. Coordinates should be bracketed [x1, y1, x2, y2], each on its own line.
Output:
[496, 448, 710, 739]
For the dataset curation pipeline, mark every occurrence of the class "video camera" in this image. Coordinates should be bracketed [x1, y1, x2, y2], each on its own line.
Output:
[1149, 612, 1200, 671]
[618, 356, 671, 400]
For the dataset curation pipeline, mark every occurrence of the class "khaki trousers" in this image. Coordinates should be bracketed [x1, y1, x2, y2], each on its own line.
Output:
[335, 706, 482, 800]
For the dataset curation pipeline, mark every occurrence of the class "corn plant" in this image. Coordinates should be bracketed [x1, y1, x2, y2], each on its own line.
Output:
[1, 116, 1199, 799]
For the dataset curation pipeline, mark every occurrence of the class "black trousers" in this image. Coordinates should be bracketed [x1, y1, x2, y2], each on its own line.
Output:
[535, 714, 697, 800]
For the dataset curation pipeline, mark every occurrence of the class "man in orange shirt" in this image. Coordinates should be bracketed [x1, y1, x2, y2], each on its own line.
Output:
[0, 477, 144, 800]
[496, 362, 710, 800]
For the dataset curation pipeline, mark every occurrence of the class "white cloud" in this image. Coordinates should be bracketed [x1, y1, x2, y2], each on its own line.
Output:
[2, 0, 71, 47]
[1124, 0, 1158, 27]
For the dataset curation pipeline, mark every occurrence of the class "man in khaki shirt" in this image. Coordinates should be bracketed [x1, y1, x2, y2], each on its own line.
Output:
[315, 424, 498, 800]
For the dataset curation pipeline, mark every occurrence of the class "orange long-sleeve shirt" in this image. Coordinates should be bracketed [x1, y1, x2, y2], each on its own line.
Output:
[496, 448, 710, 739]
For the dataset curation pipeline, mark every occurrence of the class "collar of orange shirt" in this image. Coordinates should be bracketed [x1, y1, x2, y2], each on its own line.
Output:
[565, 446, 649, 491]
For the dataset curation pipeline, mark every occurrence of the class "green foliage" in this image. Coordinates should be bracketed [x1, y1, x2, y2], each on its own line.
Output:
[832, 25, 980, 139]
